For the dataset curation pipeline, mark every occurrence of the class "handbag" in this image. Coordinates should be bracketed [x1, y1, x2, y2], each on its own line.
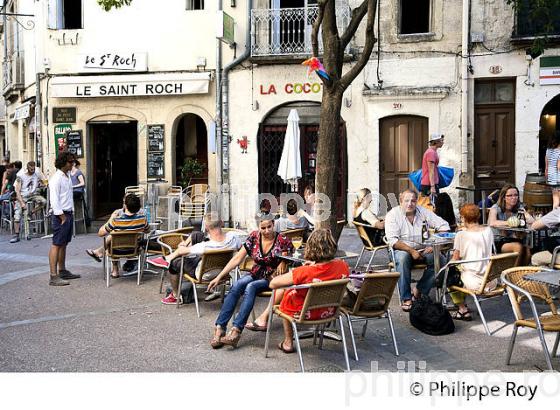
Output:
[435, 264, 464, 288]
[408, 166, 455, 190]
[409, 295, 455, 336]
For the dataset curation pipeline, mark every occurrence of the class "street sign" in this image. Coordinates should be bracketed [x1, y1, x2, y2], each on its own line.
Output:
[217, 10, 235, 45]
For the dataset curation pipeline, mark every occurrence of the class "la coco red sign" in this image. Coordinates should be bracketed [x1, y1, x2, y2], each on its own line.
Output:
[260, 82, 322, 95]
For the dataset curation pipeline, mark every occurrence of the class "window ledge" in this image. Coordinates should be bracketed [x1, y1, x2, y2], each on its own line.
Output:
[397, 32, 436, 42]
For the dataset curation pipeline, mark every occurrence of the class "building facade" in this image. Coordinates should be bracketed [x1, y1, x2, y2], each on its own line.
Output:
[3, 0, 560, 226]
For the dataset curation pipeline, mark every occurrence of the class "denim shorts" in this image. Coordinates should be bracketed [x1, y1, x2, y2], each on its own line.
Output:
[52, 212, 73, 246]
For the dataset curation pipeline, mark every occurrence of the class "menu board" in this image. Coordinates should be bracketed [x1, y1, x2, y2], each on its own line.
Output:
[148, 124, 164, 152]
[65, 129, 84, 158]
[147, 152, 165, 178]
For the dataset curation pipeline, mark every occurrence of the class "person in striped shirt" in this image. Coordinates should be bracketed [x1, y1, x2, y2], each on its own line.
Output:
[86, 193, 149, 278]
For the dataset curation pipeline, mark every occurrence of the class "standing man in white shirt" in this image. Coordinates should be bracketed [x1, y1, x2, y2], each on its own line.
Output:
[48, 152, 80, 286]
[385, 189, 450, 311]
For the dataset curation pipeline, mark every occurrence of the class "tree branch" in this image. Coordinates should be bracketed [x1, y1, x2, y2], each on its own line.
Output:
[340, 0, 377, 90]
[340, 0, 369, 50]
[312, 0, 327, 57]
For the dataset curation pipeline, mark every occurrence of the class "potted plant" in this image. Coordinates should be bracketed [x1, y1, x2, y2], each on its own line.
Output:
[180, 157, 205, 188]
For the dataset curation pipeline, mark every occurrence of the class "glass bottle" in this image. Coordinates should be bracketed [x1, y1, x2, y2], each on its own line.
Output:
[422, 220, 429, 241]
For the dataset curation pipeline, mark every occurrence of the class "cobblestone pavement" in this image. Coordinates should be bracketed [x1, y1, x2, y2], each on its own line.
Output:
[0, 227, 557, 372]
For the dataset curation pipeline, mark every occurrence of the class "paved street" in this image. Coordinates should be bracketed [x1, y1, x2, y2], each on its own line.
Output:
[0, 227, 557, 373]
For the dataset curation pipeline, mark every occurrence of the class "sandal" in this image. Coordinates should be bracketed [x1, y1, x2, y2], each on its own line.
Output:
[245, 321, 268, 332]
[278, 341, 296, 354]
[452, 310, 473, 321]
[221, 327, 242, 348]
[86, 249, 102, 263]
[111, 272, 120, 279]
[210, 327, 225, 349]
[401, 300, 413, 312]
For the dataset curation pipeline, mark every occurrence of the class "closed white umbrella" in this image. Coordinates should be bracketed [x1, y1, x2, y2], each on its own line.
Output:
[277, 109, 302, 192]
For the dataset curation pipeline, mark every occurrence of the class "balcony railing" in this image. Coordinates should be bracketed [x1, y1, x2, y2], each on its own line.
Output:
[251, 6, 351, 57]
[512, 3, 560, 39]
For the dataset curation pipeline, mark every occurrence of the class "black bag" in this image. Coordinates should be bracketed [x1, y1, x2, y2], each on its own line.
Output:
[409, 295, 455, 336]
[544, 236, 560, 254]
[435, 265, 463, 288]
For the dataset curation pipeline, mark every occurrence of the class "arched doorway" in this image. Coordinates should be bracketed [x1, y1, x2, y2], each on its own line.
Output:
[379, 115, 428, 198]
[174, 113, 208, 187]
[539, 94, 560, 171]
[257, 101, 347, 218]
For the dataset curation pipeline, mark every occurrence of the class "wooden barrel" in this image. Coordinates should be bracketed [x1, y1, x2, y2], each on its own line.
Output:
[523, 173, 552, 209]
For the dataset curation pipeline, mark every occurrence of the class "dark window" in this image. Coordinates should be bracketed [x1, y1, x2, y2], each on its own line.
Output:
[186, 0, 204, 10]
[514, 0, 560, 37]
[63, 0, 81, 29]
[400, 0, 430, 34]
[474, 80, 515, 105]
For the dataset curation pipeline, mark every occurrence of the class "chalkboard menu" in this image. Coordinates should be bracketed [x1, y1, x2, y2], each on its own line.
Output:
[148, 124, 164, 152]
[65, 129, 83, 158]
[147, 152, 165, 178]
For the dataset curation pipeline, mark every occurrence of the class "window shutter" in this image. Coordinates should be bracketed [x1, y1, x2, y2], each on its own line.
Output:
[47, 0, 62, 29]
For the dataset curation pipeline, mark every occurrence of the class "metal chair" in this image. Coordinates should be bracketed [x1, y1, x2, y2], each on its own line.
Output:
[264, 278, 351, 373]
[125, 186, 146, 207]
[384, 236, 427, 301]
[177, 249, 236, 317]
[502, 266, 560, 371]
[177, 185, 208, 228]
[353, 221, 390, 271]
[103, 232, 144, 288]
[440, 252, 518, 336]
[341, 272, 400, 360]
[156, 233, 189, 293]
[280, 228, 307, 241]
[1, 198, 14, 233]
[156, 185, 182, 230]
[22, 199, 46, 239]
[73, 193, 87, 235]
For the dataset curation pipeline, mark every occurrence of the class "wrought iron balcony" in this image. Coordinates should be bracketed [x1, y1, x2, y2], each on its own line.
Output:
[251, 6, 351, 57]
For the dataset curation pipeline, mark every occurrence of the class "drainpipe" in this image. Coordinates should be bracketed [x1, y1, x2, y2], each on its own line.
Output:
[216, 0, 223, 217]
[3, 10, 9, 159]
[221, 0, 252, 224]
[460, 0, 470, 175]
[35, 72, 41, 166]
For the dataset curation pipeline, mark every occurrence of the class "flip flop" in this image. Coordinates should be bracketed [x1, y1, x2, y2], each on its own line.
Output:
[278, 341, 296, 354]
[111, 273, 120, 279]
[452, 310, 473, 321]
[401, 301, 413, 312]
[86, 249, 101, 263]
[245, 321, 268, 332]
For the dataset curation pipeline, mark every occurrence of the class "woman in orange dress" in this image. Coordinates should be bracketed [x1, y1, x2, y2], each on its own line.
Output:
[270, 228, 349, 353]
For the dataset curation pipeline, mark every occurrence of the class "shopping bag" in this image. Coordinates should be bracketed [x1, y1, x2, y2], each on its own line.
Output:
[408, 166, 455, 190]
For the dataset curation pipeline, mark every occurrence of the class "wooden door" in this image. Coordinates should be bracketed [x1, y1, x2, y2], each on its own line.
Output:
[379, 116, 428, 200]
[474, 107, 515, 192]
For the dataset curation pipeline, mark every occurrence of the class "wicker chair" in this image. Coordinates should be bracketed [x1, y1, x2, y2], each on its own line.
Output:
[441, 252, 518, 336]
[341, 272, 400, 360]
[103, 232, 144, 288]
[502, 266, 560, 371]
[264, 278, 351, 373]
[177, 249, 236, 317]
[178, 185, 208, 228]
[353, 221, 390, 271]
[156, 233, 189, 293]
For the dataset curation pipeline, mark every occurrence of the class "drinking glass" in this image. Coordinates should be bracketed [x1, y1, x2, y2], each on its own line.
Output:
[292, 236, 303, 257]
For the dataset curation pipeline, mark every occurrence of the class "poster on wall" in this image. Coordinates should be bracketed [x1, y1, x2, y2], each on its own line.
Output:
[54, 123, 72, 156]
[147, 152, 165, 179]
[147, 124, 164, 152]
[66, 130, 84, 158]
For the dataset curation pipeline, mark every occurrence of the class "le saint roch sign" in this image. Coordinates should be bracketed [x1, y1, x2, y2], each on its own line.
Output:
[80, 52, 148, 72]
[50, 72, 211, 98]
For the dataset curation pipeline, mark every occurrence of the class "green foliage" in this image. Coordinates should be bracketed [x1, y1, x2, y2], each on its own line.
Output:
[180, 158, 205, 188]
[97, 0, 133, 11]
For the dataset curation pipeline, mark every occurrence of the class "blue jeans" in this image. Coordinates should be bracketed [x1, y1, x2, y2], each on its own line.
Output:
[394, 249, 446, 302]
[215, 274, 270, 331]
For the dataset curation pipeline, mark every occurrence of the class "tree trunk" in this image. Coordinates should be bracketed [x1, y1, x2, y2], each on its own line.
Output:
[315, 86, 343, 234]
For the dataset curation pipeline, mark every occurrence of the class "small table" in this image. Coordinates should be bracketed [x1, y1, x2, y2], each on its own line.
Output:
[494, 226, 536, 248]
[523, 270, 560, 289]
[404, 234, 455, 302]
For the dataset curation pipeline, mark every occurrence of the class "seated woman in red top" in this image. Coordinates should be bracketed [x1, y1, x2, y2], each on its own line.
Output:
[270, 228, 350, 353]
